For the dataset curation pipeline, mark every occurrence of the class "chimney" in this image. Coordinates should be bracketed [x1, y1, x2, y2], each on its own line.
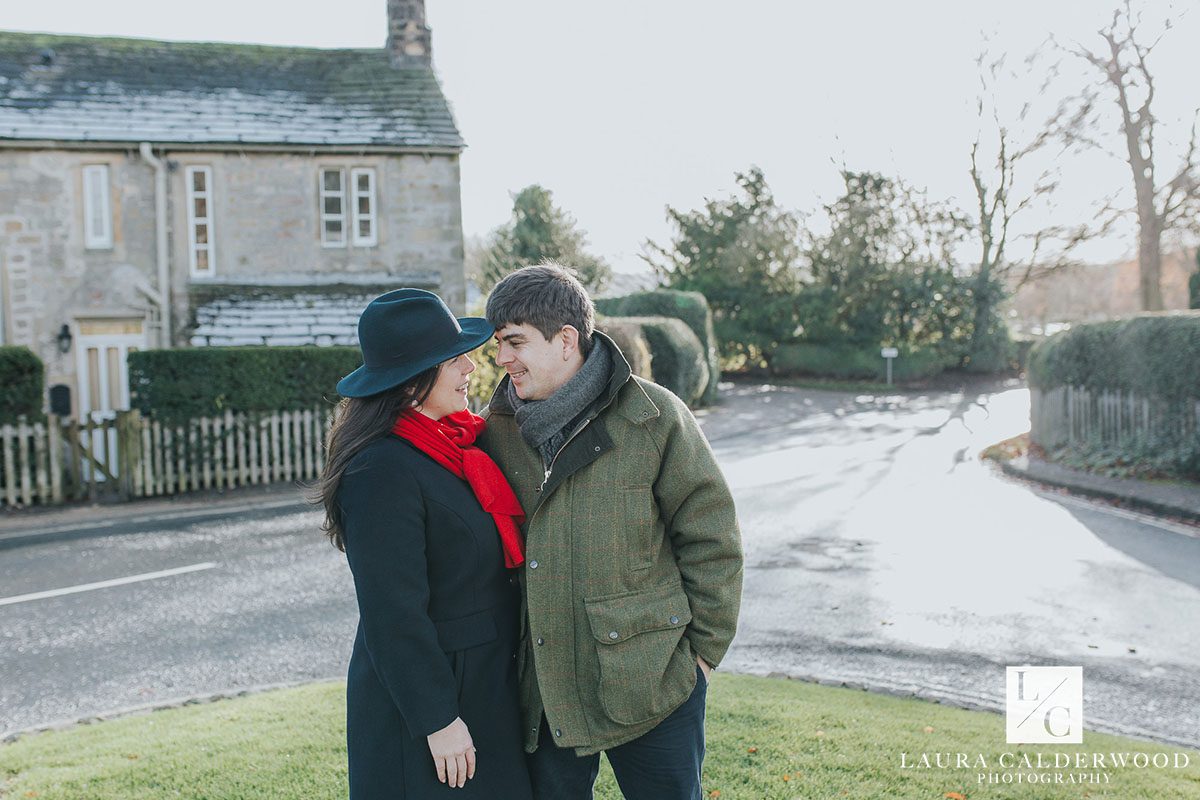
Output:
[387, 0, 432, 67]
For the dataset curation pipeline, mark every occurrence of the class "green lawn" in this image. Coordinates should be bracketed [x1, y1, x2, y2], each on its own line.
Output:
[2, 675, 1197, 799]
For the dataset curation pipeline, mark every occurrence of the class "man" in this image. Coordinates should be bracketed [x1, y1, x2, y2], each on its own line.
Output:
[478, 263, 743, 800]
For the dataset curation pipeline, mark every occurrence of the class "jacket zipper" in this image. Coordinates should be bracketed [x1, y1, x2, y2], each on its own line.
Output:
[538, 418, 592, 493]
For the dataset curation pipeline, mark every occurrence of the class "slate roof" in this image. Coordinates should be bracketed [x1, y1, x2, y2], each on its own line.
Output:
[0, 31, 464, 149]
[190, 293, 372, 348]
[188, 274, 441, 347]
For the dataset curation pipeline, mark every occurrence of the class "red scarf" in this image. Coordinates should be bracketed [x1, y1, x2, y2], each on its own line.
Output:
[391, 409, 526, 568]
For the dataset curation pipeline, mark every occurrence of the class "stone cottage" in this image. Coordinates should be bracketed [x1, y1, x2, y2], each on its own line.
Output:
[0, 0, 465, 421]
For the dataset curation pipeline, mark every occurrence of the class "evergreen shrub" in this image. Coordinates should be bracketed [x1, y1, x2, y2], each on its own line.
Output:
[771, 342, 955, 382]
[596, 290, 720, 405]
[0, 346, 44, 422]
[613, 317, 708, 405]
[596, 320, 653, 381]
[128, 347, 360, 423]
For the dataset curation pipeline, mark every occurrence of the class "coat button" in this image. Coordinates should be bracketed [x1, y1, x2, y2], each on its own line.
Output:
[608, 631, 619, 640]
[670, 615, 680, 625]
[529, 560, 539, 569]
[537, 637, 544, 646]
[555, 729, 563, 737]
[593, 446, 601, 452]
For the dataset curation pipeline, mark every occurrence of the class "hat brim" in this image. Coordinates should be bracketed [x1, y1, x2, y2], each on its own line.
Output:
[336, 317, 494, 398]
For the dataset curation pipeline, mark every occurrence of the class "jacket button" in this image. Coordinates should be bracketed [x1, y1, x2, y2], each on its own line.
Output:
[536, 637, 544, 646]
[670, 615, 680, 625]
[529, 560, 539, 569]
[608, 631, 619, 640]
[555, 729, 563, 737]
[593, 446, 600, 452]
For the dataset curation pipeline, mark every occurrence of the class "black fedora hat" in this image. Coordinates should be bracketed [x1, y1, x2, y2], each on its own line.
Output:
[337, 289, 493, 398]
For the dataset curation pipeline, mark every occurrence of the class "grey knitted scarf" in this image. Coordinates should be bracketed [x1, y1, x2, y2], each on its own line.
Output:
[504, 340, 613, 468]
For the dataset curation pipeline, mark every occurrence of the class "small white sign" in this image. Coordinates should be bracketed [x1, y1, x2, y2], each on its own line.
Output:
[881, 347, 899, 359]
[1006, 666, 1084, 743]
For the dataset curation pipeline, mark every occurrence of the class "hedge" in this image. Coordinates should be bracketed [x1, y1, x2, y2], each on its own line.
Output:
[596, 290, 720, 406]
[614, 317, 709, 406]
[1027, 312, 1200, 402]
[771, 342, 956, 382]
[1027, 312, 1200, 478]
[0, 346, 45, 423]
[129, 347, 361, 423]
[596, 320, 653, 381]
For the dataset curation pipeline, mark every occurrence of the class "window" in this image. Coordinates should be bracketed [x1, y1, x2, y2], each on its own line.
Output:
[82, 165, 112, 249]
[320, 168, 347, 247]
[351, 168, 378, 246]
[185, 166, 215, 276]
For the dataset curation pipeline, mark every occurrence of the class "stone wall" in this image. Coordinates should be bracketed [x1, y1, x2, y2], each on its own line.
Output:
[0, 146, 466, 414]
[0, 149, 158, 400]
[169, 150, 466, 327]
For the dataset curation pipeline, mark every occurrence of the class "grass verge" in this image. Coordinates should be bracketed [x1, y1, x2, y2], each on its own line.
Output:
[1, 675, 1197, 799]
[725, 373, 911, 394]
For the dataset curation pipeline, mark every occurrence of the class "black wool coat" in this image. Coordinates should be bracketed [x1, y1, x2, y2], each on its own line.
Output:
[337, 434, 533, 800]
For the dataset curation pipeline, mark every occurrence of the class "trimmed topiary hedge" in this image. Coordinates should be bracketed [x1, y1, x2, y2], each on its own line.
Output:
[597, 320, 653, 381]
[129, 347, 361, 423]
[0, 346, 44, 423]
[596, 290, 720, 406]
[615, 316, 708, 406]
[771, 342, 956, 382]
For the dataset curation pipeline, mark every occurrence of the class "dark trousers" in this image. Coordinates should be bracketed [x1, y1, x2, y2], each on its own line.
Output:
[527, 666, 708, 800]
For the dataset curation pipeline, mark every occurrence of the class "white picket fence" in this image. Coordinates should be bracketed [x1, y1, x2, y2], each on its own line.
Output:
[123, 407, 330, 498]
[1031, 385, 1200, 451]
[0, 406, 333, 508]
[0, 417, 63, 507]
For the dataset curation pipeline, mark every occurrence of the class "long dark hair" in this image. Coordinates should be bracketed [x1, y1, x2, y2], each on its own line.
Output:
[313, 366, 440, 551]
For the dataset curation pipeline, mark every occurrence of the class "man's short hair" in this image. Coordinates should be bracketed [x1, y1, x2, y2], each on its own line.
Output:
[486, 263, 596, 352]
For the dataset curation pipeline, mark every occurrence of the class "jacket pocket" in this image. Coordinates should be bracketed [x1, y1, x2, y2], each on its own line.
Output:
[433, 608, 498, 653]
[623, 485, 656, 571]
[584, 582, 696, 725]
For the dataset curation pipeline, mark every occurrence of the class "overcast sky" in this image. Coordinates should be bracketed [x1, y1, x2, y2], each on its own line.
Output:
[5, 1, 1199, 271]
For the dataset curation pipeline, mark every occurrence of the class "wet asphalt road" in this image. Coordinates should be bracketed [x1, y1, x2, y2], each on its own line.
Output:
[1, 379, 1198, 746]
[706, 379, 1200, 749]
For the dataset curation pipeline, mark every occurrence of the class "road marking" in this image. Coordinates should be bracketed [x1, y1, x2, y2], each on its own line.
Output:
[0, 562, 218, 607]
[0, 498, 311, 544]
[1042, 491, 1200, 539]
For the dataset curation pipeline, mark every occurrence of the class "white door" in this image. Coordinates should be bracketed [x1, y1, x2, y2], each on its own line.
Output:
[75, 320, 147, 479]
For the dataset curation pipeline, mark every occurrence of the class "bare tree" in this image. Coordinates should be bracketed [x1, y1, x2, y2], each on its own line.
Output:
[1058, 2, 1200, 310]
[967, 50, 1102, 359]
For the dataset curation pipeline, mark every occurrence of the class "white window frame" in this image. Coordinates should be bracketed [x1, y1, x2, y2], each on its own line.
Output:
[320, 168, 347, 248]
[185, 166, 215, 277]
[350, 167, 378, 247]
[82, 165, 113, 249]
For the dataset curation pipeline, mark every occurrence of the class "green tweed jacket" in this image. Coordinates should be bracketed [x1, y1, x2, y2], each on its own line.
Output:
[479, 333, 743, 756]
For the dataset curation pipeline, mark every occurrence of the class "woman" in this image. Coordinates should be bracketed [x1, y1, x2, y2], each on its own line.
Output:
[315, 288, 533, 799]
